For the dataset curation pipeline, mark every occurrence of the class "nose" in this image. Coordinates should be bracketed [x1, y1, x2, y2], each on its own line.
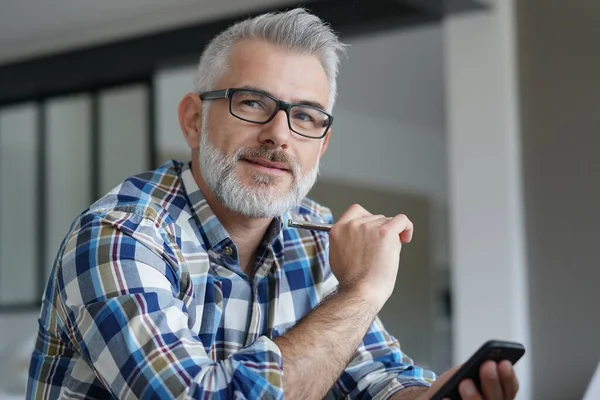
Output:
[258, 109, 291, 149]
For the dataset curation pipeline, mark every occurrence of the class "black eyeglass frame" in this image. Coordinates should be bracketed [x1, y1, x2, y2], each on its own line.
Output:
[199, 88, 333, 139]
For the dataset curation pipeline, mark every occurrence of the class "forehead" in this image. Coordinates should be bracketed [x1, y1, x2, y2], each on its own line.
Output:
[216, 39, 331, 109]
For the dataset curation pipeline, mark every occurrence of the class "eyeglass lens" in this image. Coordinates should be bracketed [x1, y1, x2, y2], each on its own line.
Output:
[230, 90, 329, 138]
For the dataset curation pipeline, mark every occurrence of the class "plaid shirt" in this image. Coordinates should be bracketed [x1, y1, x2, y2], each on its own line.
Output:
[27, 160, 435, 399]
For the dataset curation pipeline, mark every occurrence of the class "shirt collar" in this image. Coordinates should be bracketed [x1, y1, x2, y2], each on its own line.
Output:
[179, 162, 230, 251]
[179, 161, 285, 251]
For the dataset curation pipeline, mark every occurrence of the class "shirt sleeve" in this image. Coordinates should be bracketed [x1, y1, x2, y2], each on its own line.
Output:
[54, 209, 284, 400]
[332, 316, 437, 399]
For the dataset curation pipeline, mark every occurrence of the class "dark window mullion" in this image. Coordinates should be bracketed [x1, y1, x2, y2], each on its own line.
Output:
[91, 92, 100, 202]
[0, 112, 2, 300]
[37, 100, 47, 299]
[147, 80, 157, 169]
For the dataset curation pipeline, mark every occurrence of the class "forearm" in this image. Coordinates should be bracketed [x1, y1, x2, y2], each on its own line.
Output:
[274, 287, 379, 400]
[390, 386, 428, 400]
[61, 294, 286, 399]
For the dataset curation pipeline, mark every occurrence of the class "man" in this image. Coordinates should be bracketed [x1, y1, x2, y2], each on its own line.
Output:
[27, 8, 520, 400]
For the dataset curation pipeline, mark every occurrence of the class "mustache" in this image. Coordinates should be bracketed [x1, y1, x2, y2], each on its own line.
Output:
[235, 147, 300, 176]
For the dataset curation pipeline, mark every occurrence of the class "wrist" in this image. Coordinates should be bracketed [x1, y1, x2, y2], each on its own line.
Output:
[336, 283, 383, 314]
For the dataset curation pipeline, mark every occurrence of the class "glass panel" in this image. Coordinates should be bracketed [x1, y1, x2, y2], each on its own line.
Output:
[0, 103, 38, 304]
[154, 65, 196, 163]
[45, 95, 92, 277]
[99, 84, 149, 195]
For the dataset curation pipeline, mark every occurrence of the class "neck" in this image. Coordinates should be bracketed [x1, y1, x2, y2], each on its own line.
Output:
[191, 155, 272, 278]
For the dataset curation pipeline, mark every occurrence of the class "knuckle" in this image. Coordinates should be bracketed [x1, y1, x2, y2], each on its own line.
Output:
[395, 213, 408, 222]
[377, 226, 389, 238]
[350, 203, 371, 215]
[397, 214, 413, 229]
[359, 221, 371, 232]
[347, 219, 361, 230]
[349, 203, 363, 212]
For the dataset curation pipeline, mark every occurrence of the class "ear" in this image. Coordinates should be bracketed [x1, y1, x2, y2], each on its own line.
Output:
[178, 93, 203, 150]
[319, 129, 332, 158]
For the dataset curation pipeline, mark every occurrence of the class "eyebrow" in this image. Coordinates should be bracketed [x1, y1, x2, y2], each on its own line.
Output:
[238, 85, 327, 111]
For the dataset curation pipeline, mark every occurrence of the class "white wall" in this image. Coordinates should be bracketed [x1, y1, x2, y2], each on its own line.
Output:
[324, 27, 447, 204]
[321, 106, 447, 201]
[445, 2, 600, 399]
[443, 2, 532, 399]
[518, 1, 600, 398]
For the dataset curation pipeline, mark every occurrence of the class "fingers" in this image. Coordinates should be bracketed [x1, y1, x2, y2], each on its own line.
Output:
[499, 360, 519, 399]
[459, 380, 483, 400]
[436, 362, 518, 400]
[335, 205, 413, 243]
[480, 361, 503, 400]
[349, 214, 387, 227]
[334, 214, 386, 236]
[378, 213, 414, 243]
[477, 361, 519, 400]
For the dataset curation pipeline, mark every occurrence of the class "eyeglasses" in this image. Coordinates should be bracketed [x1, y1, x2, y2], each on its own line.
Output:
[199, 88, 333, 139]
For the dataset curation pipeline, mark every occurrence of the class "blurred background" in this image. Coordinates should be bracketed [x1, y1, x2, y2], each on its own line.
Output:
[0, 0, 598, 399]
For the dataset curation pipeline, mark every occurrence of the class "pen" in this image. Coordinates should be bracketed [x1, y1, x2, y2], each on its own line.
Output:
[287, 219, 333, 232]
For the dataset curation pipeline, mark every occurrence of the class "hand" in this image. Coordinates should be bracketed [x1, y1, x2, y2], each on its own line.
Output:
[328, 204, 413, 310]
[425, 361, 519, 400]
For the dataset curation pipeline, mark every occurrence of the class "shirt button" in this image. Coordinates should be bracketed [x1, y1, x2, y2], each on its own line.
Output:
[224, 246, 234, 256]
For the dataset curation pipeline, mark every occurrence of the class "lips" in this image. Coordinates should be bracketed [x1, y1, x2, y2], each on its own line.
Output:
[243, 157, 289, 171]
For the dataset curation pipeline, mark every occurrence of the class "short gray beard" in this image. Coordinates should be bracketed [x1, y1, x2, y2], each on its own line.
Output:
[198, 119, 320, 218]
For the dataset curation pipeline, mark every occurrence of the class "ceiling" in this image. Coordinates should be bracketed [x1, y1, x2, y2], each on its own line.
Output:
[0, 0, 487, 109]
[0, 0, 488, 65]
[0, 0, 304, 64]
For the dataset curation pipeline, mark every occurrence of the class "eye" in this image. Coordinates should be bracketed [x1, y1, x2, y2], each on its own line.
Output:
[292, 111, 316, 122]
[240, 99, 264, 109]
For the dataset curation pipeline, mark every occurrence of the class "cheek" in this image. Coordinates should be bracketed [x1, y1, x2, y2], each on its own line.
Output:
[214, 123, 265, 155]
[296, 145, 322, 173]
[207, 127, 238, 156]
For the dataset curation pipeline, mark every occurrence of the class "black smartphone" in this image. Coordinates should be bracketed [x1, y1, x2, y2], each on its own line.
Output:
[429, 340, 525, 400]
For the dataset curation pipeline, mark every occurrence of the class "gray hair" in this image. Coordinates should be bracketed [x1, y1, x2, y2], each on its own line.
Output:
[196, 8, 347, 111]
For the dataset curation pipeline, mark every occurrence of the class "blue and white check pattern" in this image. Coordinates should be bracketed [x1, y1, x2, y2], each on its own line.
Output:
[27, 160, 435, 399]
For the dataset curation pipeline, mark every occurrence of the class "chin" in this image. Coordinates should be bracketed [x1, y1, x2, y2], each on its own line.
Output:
[237, 169, 291, 188]
[249, 179, 293, 197]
